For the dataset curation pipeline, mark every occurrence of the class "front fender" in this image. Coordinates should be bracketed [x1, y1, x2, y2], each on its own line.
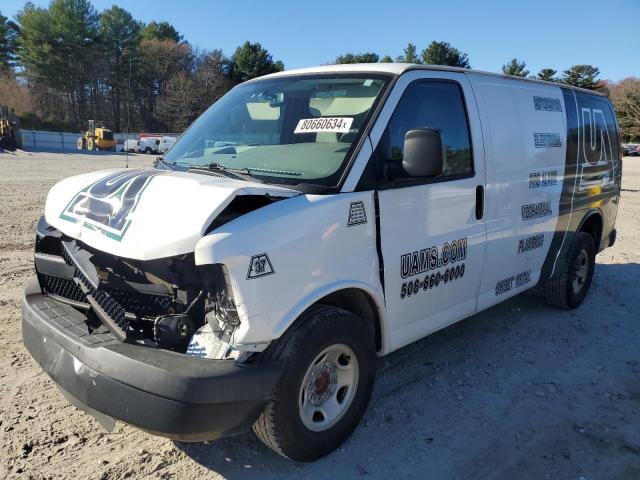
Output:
[194, 192, 385, 347]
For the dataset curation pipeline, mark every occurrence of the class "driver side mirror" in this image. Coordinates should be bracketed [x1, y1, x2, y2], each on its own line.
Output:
[402, 128, 444, 178]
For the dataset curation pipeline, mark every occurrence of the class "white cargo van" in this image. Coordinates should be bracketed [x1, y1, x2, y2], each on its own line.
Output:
[123, 138, 138, 153]
[24, 64, 621, 462]
[158, 135, 177, 153]
[137, 135, 161, 154]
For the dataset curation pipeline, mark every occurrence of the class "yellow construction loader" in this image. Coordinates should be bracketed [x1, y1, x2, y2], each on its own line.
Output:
[0, 105, 22, 151]
[77, 120, 116, 151]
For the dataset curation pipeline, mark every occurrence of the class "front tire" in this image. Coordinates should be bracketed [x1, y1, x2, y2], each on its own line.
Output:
[544, 232, 596, 309]
[253, 305, 376, 462]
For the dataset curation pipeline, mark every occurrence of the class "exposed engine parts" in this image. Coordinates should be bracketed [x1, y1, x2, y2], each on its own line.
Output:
[153, 314, 195, 350]
[34, 216, 242, 356]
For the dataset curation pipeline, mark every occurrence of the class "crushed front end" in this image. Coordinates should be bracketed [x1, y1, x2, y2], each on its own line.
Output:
[22, 216, 281, 440]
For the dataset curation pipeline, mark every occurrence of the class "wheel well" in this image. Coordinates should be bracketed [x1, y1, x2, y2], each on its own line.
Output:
[579, 212, 603, 250]
[318, 288, 383, 353]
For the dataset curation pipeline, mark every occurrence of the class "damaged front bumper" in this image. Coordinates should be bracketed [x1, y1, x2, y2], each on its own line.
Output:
[22, 278, 281, 441]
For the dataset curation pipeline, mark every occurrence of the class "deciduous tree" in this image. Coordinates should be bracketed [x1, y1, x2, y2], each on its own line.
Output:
[610, 77, 640, 142]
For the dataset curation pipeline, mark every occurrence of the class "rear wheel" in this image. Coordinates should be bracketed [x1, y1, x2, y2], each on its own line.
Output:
[544, 232, 596, 309]
[87, 137, 95, 151]
[76, 137, 85, 150]
[253, 305, 376, 462]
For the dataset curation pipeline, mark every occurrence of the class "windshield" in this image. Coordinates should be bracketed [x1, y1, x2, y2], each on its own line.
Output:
[164, 74, 390, 187]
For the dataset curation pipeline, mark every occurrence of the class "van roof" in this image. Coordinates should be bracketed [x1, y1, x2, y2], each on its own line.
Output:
[255, 63, 606, 96]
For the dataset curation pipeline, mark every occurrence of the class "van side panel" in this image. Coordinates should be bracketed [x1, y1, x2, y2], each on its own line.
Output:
[540, 89, 621, 280]
[469, 75, 567, 311]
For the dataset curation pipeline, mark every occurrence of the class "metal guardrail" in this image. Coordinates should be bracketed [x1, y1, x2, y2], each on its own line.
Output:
[18, 130, 178, 151]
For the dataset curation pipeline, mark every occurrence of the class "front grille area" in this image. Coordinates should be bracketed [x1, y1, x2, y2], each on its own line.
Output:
[36, 228, 175, 339]
[38, 273, 86, 303]
[74, 266, 130, 332]
[104, 287, 173, 318]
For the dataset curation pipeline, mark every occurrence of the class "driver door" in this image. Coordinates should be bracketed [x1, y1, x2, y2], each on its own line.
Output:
[374, 72, 487, 351]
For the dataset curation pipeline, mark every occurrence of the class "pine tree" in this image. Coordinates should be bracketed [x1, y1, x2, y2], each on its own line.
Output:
[0, 10, 19, 71]
[17, 0, 100, 126]
[502, 58, 529, 77]
[562, 65, 601, 90]
[421, 41, 470, 68]
[231, 41, 284, 81]
[335, 52, 380, 64]
[397, 43, 421, 64]
[142, 21, 181, 43]
[379, 55, 393, 63]
[99, 6, 142, 131]
[537, 68, 557, 82]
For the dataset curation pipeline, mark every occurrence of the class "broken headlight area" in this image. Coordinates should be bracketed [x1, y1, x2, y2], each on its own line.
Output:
[187, 263, 245, 361]
[34, 216, 244, 359]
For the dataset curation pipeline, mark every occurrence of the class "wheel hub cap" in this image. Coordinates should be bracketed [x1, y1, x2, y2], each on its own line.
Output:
[572, 249, 589, 294]
[298, 344, 360, 432]
[307, 363, 337, 405]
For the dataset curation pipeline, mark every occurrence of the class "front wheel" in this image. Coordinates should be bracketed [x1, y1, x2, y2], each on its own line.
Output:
[253, 305, 376, 462]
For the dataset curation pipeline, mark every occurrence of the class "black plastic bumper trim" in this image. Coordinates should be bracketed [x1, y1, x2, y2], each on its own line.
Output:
[22, 277, 281, 440]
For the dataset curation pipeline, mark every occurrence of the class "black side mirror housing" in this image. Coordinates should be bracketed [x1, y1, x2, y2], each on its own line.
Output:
[402, 128, 444, 178]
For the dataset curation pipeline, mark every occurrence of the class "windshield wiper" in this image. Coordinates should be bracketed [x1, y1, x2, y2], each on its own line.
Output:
[189, 162, 263, 183]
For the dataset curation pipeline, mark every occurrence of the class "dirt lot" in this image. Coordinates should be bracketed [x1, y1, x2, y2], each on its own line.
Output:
[1, 149, 639, 479]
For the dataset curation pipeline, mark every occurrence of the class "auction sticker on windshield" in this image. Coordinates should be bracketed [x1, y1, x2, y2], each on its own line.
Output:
[294, 117, 353, 134]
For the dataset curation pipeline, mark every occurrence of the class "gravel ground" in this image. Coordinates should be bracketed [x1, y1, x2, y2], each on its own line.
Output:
[1, 150, 639, 480]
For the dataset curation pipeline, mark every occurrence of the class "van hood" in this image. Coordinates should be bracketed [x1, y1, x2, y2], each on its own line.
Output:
[44, 168, 299, 260]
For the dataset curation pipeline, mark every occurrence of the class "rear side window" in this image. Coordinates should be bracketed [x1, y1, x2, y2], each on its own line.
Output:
[385, 81, 473, 179]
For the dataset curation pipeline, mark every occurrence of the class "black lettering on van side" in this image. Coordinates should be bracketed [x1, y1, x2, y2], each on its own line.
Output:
[495, 276, 514, 295]
[521, 201, 552, 220]
[529, 171, 558, 188]
[495, 270, 531, 295]
[534, 133, 563, 148]
[533, 96, 562, 112]
[400, 238, 467, 279]
[518, 233, 544, 254]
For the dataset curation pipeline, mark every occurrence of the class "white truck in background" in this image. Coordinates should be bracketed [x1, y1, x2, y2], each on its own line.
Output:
[137, 136, 161, 154]
[159, 136, 177, 154]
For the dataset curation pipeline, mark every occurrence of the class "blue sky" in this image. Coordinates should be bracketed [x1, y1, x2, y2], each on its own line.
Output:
[3, 0, 639, 81]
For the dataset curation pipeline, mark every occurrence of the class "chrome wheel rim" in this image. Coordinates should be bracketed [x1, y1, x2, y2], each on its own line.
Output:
[298, 343, 359, 432]
[572, 249, 589, 294]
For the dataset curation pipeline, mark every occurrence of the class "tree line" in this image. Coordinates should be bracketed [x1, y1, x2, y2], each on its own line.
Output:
[0, 1, 283, 133]
[1, 4, 638, 141]
[335, 43, 639, 141]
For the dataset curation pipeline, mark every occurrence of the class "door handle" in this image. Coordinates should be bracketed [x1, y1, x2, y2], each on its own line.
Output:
[475, 185, 484, 220]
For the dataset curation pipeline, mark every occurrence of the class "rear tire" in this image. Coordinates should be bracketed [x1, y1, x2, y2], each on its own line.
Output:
[544, 232, 596, 309]
[253, 305, 376, 462]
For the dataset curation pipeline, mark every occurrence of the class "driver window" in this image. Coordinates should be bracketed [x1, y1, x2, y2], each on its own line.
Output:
[385, 81, 473, 179]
